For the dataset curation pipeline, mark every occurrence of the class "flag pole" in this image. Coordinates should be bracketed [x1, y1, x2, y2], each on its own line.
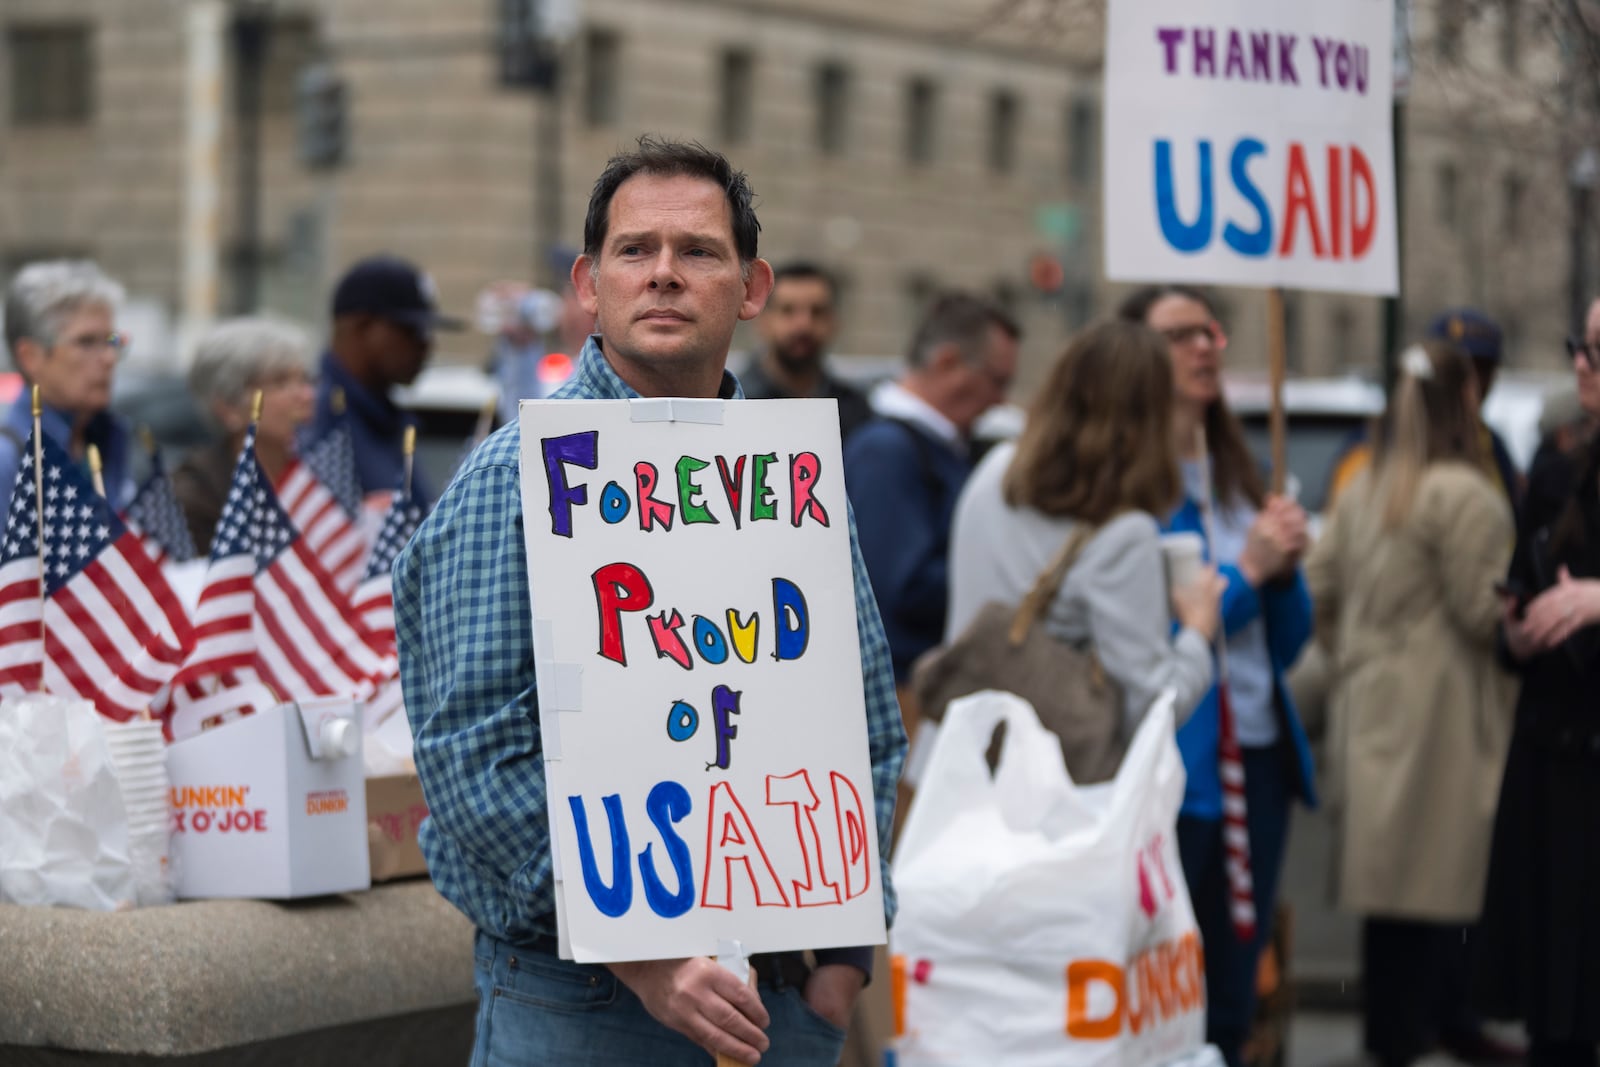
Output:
[31, 386, 45, 648]
[1265, 287, 1289, 495]
[402, 425, 416, 500]
[87, 444, 107, 500]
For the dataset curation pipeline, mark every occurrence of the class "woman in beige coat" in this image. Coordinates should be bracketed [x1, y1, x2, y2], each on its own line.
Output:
[1304, 339, 1518, 1067]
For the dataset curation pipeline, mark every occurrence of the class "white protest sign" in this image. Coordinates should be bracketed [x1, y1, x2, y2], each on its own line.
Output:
[519, 398, 886, 963]
[1105, 0, 1398, 295]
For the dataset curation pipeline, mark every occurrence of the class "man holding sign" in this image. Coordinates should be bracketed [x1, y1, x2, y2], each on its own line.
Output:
[394, 137, 906, 1066]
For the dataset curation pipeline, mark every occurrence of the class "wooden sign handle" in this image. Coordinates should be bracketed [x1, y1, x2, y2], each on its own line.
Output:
[1265, 287, 1289, 496]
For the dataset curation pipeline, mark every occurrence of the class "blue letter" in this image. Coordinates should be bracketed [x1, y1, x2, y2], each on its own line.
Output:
[666, 699, 699, 742]
[542, 432, 598, 538]
[692, 615, 730, 665]
[1223, 138, 1273, 257]
[709, 685, 741, 771]
[639, 781, 695, 918]
[772, 578, 810, 662]
[599, 481, 631, 524]
[1154, 140, 1214, 254]
[568, 793, 632, 917]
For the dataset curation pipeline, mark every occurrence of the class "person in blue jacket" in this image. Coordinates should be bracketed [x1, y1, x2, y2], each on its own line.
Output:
[1121, 285, 1319, 1067]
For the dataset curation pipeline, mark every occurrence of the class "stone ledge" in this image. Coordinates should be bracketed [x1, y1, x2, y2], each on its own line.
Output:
[0, 880, 475, 1056]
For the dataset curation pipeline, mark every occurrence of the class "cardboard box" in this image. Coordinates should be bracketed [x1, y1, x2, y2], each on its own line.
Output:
[366, 773, 429, 882]
[167, 698, 371, 899]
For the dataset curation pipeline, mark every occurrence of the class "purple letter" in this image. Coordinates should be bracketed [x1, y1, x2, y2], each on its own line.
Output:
[1156, 27, 1184, 73]
[1278, 34, 1299, 85]
[543, 431, 597, 538]
[1193, 28, 1216, 77]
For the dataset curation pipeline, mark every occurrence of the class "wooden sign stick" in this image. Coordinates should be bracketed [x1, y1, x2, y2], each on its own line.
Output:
[1265, 288, 1289, 496]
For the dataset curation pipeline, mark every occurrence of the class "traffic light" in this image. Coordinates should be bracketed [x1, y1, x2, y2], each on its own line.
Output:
[296, 63, 347, 170]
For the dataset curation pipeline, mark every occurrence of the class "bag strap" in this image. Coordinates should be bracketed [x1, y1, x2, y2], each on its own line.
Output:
[1006, 516, 1117, 645]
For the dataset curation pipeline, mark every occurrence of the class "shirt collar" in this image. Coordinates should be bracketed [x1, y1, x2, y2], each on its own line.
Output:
[560, 335, 744, 401]
[871, 380, 963, 450]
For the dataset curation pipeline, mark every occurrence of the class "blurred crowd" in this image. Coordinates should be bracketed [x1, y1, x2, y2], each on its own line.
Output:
[4, 134, 1599, 1067]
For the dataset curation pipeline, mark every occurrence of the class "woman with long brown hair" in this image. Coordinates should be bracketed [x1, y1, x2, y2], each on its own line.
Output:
[1121, 284, 1317, 1067]
[1306, 339, 1517, 1067]
[945, 318, 1224, 741]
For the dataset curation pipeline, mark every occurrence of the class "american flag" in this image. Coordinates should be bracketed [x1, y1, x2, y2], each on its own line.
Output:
[170, 425, 392, 707]
[124, 450, 197, 564]
[0, 432, 193, 719]
[351, 489, 423, 646]
[303, 417, 362, 518]
[277, 456, 367, 595]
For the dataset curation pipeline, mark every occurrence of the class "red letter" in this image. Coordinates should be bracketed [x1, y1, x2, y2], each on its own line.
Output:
[788, 452, 831, 528]
[700, 781, 790, 910]
[715, 455, 745, 531]
[1327, 145, 1344, 259]
[592, 562, 654, 665]
[1277, 143, 1326, 258]
[647, 610, 692, 670]
[1350, 145, 1377, 258]
[634, 462, 675, 532]
[767, 771, 842, 906]
[830, 772, 872, 901]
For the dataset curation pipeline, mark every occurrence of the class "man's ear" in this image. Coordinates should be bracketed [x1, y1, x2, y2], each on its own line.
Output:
[11, 337, 44, 383]
[571, 255, 600, 317]
[738, 258, 776, 322]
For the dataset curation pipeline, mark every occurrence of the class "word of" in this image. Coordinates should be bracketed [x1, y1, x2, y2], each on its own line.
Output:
[1154, 28, 1370, 94]
[1066, 932, 1205, 1040]
[665, 685, 742, 771]
[592, 564, 809, 669]
[567, 769, 872, 920]
[1156, 140, 1378, 260]
[541, 431, 832, 537]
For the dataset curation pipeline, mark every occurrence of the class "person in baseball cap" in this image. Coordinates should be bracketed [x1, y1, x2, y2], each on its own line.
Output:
[1426, 308, 1523, 518]
[310, 254, 464, 509]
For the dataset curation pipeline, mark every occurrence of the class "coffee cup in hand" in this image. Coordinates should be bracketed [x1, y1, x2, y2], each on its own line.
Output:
[1159, 532, 1206, 591]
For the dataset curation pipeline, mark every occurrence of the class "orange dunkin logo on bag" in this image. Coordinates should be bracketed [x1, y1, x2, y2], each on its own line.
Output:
[170, 784, 269, 833]
[1065, 931, 1204, 1040]
[305, 788, 350, 815]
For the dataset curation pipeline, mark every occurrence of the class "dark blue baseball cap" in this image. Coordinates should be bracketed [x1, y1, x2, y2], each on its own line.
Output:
[1426, 308, 1502, 362]
[331, 254, 465, 331]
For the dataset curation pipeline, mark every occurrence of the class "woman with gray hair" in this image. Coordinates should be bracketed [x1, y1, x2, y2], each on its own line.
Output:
[0, 259, 133, 520]
[173, 316, 314, 551]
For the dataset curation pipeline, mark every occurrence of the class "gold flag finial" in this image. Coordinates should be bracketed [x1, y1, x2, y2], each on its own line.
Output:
[251, 389, 264, 423]
[87, 443, 103, 475]
[30, 385, 40, 418]
[403, 425, 416, 457]
[331, 387, 346, 417]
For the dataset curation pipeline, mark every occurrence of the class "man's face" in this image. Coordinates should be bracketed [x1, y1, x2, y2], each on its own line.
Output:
[758, 276, 836, 374]
[574, 173, 773, 394]
[941, 323, 1019, 435]
[17, 303, 120, 417]
[368, 317, 432, 387]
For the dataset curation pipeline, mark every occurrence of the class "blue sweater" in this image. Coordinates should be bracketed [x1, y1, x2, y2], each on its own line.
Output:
[843, 417, 972, 682]
[1163, 496, 1319, 819]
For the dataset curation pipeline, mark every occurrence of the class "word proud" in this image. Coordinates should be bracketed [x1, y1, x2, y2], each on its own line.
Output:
[568, 768, 873, 921]
[541, 430, 832, 537]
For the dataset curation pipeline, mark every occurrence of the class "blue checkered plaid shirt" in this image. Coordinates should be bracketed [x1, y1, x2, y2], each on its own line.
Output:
[394, 336, 906, 967]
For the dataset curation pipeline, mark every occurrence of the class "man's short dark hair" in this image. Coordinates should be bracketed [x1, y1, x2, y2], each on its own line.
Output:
[907, 291, 1020, 368]
[583, 135, 761, 265]
[771, 261, 836, 299]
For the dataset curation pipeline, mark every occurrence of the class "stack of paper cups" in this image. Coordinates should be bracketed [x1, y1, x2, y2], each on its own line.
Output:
[101, 719, 174, 906]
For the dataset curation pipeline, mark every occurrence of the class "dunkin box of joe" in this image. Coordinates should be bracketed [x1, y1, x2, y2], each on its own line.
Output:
[166, 697, 372, 899]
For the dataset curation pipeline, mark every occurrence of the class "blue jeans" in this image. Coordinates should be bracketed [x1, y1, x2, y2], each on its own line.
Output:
[471, 931, 848, 1066]
[1176, 744, 1293, 1067]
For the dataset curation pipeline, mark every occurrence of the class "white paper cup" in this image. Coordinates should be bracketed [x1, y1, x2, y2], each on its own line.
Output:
[1159, 532, 1206, 591]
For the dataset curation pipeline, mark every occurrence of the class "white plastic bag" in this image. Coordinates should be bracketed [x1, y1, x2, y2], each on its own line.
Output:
[0, 695, 137, 910]
[892, 690, 1207, 1067]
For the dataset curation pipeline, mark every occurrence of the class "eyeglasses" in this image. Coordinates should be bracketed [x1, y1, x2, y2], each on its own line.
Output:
[1158, 320, 1228, 350]
[1565, 336, 1598, 370]
[60, 331, 129, 358]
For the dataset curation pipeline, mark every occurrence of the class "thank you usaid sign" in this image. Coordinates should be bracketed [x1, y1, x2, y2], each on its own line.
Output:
[520, 397, 885, 963]
[1105, 0, 1398, 295]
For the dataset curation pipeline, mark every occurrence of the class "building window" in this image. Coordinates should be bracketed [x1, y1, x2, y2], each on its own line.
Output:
[1437, 0, 1463, 62]
[1437, 162, 1459, 227]
[904, 77, 938, 166]
[1500, 0, 1520, 71]
[1503, 172, 1523, 237]
[988, 89, 1019, 175]
[814, 61, 849, 157]
[583, 28, 620, 127]
[904, 272, 938, 334]
[1065, 95, 1097, 186]
[259, 16, 318, 116]
[718, 48, 753, 145]
[8, 24, 93, 126]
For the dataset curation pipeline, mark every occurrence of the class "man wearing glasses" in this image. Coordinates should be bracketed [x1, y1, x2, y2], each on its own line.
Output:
[313, 254, 464, 510]
[0, 259, 136, 522]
